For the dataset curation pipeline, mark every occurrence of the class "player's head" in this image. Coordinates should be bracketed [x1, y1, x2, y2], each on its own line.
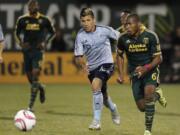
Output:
[120, 9, 131, 25]
[80, 8, 96, 32]
[28, 0, 39, 15]
[125, 14, 141, 36]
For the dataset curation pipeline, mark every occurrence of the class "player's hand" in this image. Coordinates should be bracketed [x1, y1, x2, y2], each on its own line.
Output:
[20, 42, 30, 50]
[117, 75, 124, 84]
[37, 42, 46, 50]
[82, 65, 89, 75]
[135, 66, 148, 78]
[0, 56, 3, 63]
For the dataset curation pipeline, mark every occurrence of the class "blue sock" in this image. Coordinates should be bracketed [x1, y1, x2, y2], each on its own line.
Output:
[106, 97, 115, 112]
[93, 91, 103, 121]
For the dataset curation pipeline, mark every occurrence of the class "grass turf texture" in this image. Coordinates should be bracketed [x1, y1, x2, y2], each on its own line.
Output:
[0, 84, 180, 135]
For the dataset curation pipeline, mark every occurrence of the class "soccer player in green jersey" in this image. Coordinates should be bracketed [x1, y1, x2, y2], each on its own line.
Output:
[116, 9, 131, 33]
[15, 0, 55, 111]
[116, 14, 167, 135]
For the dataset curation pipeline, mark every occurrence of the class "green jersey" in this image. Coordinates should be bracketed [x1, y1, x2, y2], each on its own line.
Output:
[15, 12, 55, 50]
[117, 27, 161, 73]
[116, 25, 126, 33]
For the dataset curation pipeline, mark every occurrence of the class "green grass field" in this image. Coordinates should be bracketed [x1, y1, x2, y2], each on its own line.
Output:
[0, 84, 180, 135]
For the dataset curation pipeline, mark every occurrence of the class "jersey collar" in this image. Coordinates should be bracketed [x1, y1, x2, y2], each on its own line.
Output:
[28, 12, 41, 19]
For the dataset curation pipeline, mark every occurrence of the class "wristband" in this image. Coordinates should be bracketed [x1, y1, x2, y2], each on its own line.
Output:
[144, 64, 152, 71]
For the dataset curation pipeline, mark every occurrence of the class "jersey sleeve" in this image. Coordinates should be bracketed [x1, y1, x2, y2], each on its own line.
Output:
[74, 33, 83, 56]
[106, 26, 120, 41]
[15, 17, 23, 44]
[0, 25, 4, 41]
[45, 17, 55, 43]
[150, 32, 162, 56]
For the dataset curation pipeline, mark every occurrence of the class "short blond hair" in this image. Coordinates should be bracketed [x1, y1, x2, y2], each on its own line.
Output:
[80, 8, 94, 18]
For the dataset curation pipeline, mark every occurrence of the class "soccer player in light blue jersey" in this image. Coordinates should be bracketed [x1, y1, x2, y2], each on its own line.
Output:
[74, 7, 120, 130]
[0, 24, 4, 63]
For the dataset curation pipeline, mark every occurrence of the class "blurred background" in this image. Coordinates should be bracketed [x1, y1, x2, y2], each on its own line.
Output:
[0, 0, 180, 84]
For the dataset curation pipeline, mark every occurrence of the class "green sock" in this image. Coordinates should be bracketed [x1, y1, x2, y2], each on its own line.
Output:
[145, 101, 155, 132]
[28, 82, 39, 109]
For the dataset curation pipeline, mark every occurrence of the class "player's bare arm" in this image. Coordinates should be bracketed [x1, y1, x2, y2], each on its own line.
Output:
[135, 54, 163, 78]
[0, 40, 4, 63]
[116, 49, 124, 83]
[75, 56, 89, 74]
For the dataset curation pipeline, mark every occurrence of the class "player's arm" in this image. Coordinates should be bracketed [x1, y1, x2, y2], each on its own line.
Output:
[135, 32, 163, 78]
[74, 33, 88, 73]
[74, 56, 87, 71]
[45, 17, 55, 44]
[37, 17, 55, 50]
[0, 25, 4, 63]
[116, 37, 125, 83]
[14, 18, 23, 46]
[0, 41, 4, 63]
[14, 17, 29, 49]
[107, 26, 120, 45]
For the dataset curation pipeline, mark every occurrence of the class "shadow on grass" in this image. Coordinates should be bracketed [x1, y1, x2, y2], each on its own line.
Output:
[45, 110, 91, 117]
[156, 111, 180, 117]
[0, 116, 13, 121]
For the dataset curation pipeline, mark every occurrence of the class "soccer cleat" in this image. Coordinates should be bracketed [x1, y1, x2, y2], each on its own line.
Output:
[156, 87, 167, 108]
[144, 130, 152, 135]
[89, 119, 101, 130]
[39, 84, 46, 104]
[111, 104, 120, 125]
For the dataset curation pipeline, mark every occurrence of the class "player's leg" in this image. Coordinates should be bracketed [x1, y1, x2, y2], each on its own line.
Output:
[132, 78, 145, 112]
[33, 51, 45, 104]
[144, 84, 155, 135]
[28, 68, 40, 110]
[153, 69, 167, 107]
[102, 83, 120, 125]
[26, 72, 33, 84]
[143, 69, 161, 135]
[26, 71, 45, 99]
[23, 52, 36, 111]
[154, 87, 167, 107]
[88, 76, 103, 130]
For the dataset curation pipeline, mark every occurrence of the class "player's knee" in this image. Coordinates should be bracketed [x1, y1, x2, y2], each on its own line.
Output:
[32, 69, 40, 75]
[138, 107, 145, 112]
[91, 78, 102, 91]
[137, 105, 145, 112]
[136, 100, 145, 112]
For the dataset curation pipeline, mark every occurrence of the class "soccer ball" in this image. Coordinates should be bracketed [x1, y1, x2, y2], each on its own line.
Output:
[14, 109, 36, 131]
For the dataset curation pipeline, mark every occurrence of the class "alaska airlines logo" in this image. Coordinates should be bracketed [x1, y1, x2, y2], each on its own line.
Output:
[128, 44, 148, 52]
[26, 24, 40, 30]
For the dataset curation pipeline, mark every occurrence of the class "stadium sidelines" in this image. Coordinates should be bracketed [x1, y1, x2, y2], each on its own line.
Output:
[0, 52, 129, 84]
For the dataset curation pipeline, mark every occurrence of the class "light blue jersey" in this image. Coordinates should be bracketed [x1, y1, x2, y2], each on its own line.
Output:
[74, 25, 120, 71]
[0, 24, 4, 41]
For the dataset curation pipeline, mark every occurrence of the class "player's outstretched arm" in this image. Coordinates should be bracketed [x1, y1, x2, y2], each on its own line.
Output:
[116, 52, 124, 84]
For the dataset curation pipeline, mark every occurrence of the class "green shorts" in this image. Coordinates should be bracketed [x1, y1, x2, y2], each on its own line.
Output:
[23, 50, 44, 72]
[131, 68, 160, 101]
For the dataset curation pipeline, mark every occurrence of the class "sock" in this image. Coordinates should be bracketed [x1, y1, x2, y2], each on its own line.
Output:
[104, 97, 115, 112]
[93, 91, 103, 121]
[28, 82, 39, 109]
[145, 101, 155, 132]
[29, 87, 38, 109]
